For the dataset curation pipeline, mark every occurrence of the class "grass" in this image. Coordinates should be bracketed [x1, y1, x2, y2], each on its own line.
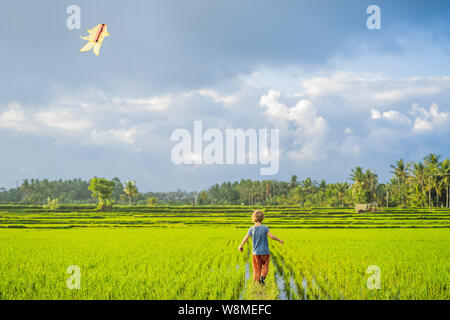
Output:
[1, 206, 449, 229]
[0, 205, 449, 300]
[271, 228, 450, 300]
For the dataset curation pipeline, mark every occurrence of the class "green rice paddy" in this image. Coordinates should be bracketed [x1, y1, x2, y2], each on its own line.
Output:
[0, 205, 448, 300]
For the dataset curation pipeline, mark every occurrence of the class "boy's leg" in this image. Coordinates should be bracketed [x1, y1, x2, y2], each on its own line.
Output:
[260, 254, 270, 278]
[252, 255, 262, 282]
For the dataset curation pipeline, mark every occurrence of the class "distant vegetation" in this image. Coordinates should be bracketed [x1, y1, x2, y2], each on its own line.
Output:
[201, 153, 449, 208]
[0, 153, 448, 208]
[0, 178, 195, 206]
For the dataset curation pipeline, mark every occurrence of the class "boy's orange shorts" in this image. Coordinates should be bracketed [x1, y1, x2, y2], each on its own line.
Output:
[252, 254, 270, 281]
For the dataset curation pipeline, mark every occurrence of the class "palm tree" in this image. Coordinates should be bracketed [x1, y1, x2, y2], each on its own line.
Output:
[349, 166, 364, 184]
[390, 159, 410, 183]
[410, 162, 427, 206]
[289, 175, 298, 190]
[123, 180, 139, 206]
[385, 183, 391, 207]
[364, 169, 379, 203]
[438, 159, 450, 208]
[390, 159, 411, 206]
[300, 178, 315, 197]
[386, 177, 401, 207]
[375, 183, 386, 206]
[334, 182, 349, 207]
[424, 153, 442, 207]
[348, 167, 379, 204]
[424, 153, 442, 167]
[349, 166, 365, 203]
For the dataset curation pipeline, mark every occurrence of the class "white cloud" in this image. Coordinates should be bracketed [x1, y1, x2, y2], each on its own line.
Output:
[337, 136, 361, 156]
[88, 128, 138, 146]
[410, 103, 449, 132]
[384, 110, 410, 123]
[122, 95, 172, 111]
[370, 103, 448, 134]
[37, 109, 92, 131]
[184, 89, 238, 106]
[370, 108, 411, 123]
[259, 90, 289, 129]
[260, 90, 329, 161]
[413, 118, 434, 131]
[0, 103, 33, 132]
[370, 108, 381, 119]
[1, 70, 449, 169]
[301, 72, 450, 106]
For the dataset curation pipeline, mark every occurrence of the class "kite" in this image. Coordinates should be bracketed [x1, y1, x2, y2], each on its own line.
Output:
[79, 24, 110, 56]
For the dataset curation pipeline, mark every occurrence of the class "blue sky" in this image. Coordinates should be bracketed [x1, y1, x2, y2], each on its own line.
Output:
[0, 0, 449, 191]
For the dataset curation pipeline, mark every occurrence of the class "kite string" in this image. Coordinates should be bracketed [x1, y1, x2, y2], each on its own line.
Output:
[78, 29, 144, 97]
[92, 40, 146, 97]
[103, 42, 133, 82]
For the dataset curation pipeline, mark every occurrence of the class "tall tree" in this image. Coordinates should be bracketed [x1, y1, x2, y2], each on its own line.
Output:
[424, 153, 442, 207]
[390, 159, 410, 207]
[289, 175, 298, 190]
[438, 159, 450, 208]
[88, 177, 115, 210]
[123, 180, 139, 206]
[410, 162, 427, 206]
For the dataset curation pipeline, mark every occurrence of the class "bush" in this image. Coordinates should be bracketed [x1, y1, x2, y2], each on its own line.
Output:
[96, 199, 113, 211]
[43, 198, 60, 211]
[146, 197, 158, 206]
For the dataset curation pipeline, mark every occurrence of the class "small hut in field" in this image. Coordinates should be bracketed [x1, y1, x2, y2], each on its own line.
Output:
[355, 203, 378, 213]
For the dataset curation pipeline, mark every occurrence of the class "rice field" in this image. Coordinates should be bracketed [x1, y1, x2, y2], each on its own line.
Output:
[0, 205, 449, 300]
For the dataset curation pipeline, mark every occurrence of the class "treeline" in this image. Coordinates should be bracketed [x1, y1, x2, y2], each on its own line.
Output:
[198, 178, 358, 207]
[0, 178, 195, 205]
[199, 153, 450, 208]
[0, 153, 448, 208]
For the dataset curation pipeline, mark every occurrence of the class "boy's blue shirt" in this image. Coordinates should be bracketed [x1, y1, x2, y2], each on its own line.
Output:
[248, 225, 270, 255]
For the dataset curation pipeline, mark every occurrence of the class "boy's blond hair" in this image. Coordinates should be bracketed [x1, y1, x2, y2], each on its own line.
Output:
[252, 210, 264, 223]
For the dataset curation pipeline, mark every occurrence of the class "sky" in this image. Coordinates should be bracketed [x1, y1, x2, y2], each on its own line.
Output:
[0, 0, 449, 191]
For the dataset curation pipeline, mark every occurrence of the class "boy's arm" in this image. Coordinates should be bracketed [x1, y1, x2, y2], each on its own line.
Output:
[238, 234, 250, 252]
[268, 231, 284, 245]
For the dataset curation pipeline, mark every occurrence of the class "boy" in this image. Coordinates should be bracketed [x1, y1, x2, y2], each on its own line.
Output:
[238, 210, 284, 285]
